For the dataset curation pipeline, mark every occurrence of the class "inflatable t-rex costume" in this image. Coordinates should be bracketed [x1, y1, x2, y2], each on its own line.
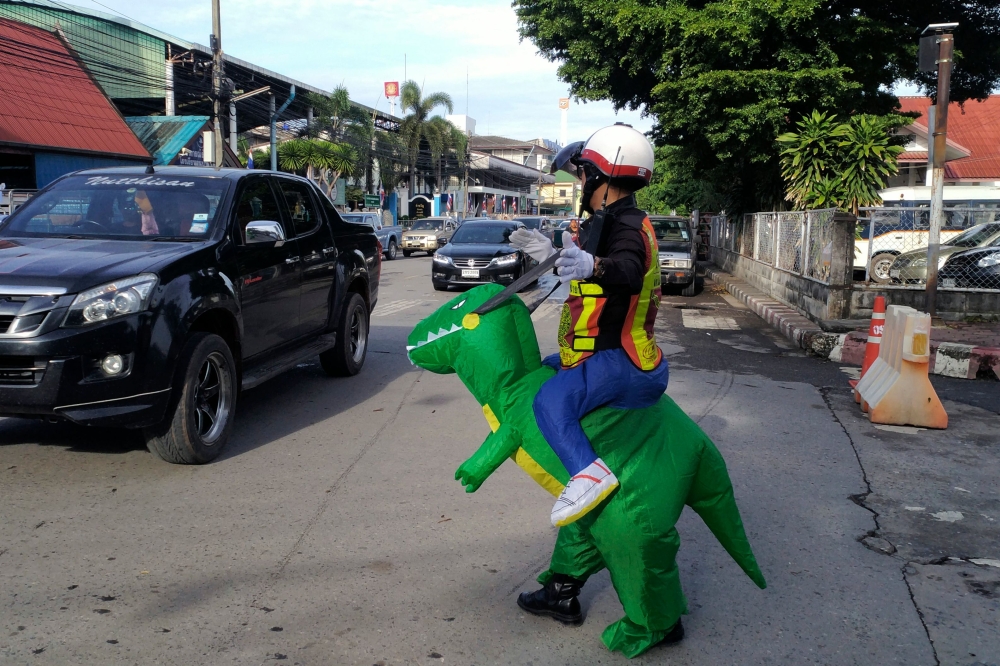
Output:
[406, 284, 766, 657]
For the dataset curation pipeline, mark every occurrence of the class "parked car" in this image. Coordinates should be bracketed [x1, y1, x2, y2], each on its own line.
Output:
[651, 215, 699, 296]
[0, 166, 380, 464]
[431, 220, 531, 291]
[342, 211, 403, 261]
[889, 222, 1000, 283]
[514, 216, 554, 240]
[938, 237, 1000, 289]
[401, 217, 456, 256]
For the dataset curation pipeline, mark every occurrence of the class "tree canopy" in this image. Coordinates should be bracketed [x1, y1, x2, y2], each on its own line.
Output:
[515, 0, 1000, 213]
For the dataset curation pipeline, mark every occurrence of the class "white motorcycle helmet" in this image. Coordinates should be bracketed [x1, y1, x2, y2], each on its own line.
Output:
[552, 123, 654, 214]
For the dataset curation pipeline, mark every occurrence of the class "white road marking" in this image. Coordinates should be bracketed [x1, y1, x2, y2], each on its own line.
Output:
[904, 506, 926, 511]
[531, 303, 562, 322]
[931, 511, 964, 522]
[372, 299, 424, 317]
[681, 309, 739, 330]
[839, 366, 862, 380]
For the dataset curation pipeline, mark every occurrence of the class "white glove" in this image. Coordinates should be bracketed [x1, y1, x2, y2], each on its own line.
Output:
[555, 235, 595, 283]
[508, 228, 555, 263]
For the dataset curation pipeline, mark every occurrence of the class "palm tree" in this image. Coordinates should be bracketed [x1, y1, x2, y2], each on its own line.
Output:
[399, 80, 453, 196]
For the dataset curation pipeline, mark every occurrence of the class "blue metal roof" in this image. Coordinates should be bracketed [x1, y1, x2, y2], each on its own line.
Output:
[124, 116, 209, 166]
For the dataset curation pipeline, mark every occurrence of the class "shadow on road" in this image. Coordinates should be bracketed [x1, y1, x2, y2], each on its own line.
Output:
[0, 322, 418, 463]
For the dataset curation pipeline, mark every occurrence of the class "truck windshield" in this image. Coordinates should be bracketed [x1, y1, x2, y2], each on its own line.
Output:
[0, 175, 230, 240]
[410, 219, 443, 230]
[651, 218, 690, 241]
[450, 224, 513, 244]
[341, 214, 369, 225]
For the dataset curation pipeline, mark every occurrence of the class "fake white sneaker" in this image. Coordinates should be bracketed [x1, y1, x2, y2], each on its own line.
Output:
[551, 459, 619, 527]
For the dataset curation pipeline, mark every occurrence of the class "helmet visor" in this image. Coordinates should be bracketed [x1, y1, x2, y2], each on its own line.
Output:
[550, 141, 584, 175]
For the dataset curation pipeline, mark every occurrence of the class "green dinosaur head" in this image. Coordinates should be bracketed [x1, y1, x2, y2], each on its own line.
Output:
[407, 284, 542, 403]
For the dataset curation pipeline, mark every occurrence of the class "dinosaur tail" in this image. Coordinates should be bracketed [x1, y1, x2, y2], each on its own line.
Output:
[686, 438, 767, 589]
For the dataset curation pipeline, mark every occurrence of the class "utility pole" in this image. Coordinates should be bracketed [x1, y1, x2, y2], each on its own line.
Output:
[921, 23, 958, 317]
[210, 0, 224, 170]
[269, 86, 296, 171]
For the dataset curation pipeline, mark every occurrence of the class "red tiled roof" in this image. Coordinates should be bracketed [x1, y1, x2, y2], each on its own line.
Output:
[0, 18, 149, 160]
[898, 151, 929, 162]
[898, 96, 1000, 180]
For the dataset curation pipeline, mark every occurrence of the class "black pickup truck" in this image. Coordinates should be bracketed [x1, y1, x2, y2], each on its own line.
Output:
[0, 167, 380, 463]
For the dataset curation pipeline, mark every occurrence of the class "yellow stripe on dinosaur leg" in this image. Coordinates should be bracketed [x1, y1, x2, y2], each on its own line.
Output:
[482, 404, 500, 433]
[512, 447, 564, 497]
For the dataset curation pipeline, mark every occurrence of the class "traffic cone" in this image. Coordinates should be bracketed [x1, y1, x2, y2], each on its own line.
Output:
[853, 296, 886, 403]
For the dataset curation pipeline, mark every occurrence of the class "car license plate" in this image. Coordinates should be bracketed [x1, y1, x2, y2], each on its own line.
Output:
[890, 269, 900, 278]
[942, 278, 956, 288]
[462, 269, 480, 279]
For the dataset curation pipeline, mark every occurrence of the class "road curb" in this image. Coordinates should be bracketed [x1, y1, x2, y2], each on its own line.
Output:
[704, 265, 999, 380]
[703, 265, 836, 352]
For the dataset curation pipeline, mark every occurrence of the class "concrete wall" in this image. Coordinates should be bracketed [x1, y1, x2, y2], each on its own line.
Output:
[851, 286, 1000, 322]
[710, 246, 848, 320]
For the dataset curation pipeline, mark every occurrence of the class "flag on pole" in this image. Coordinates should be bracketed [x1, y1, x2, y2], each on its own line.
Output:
[447, 193, 453, 211]
[378, 181, 385, 208]
[513, 199, 517, 214]
[247, 151, 254, 169]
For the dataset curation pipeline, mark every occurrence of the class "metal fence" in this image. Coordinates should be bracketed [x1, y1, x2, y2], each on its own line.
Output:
[710, 209, 838, 284]
[858, 207, 1000, 290]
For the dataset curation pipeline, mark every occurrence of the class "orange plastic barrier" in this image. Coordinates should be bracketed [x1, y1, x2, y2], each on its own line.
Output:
[856, 308, 947, 429]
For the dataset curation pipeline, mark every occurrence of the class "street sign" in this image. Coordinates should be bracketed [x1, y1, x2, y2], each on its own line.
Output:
[364, 194, 380, 208]
[918, 35, 939, 72]
[385, 81, 399, 97]
[559, 98, 569, 110]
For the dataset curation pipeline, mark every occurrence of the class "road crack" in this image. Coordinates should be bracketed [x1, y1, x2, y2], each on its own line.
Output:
[820, 387, 940, 666]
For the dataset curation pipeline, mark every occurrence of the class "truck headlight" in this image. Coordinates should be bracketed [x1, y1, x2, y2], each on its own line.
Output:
[978, 252, 1000, 268]
[491, 253, 519, 267]
[433, 253, 453, 266]
[64, 274, 157, 327]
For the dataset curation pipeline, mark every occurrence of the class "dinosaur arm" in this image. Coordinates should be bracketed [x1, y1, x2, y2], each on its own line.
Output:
[455, 423, 522, 493]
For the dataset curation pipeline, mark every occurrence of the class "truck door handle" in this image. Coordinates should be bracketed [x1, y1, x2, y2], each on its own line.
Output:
[285, 256, 301, 265]
[323, 247, 336, 256]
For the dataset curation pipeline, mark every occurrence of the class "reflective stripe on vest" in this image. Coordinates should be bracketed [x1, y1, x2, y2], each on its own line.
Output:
[558, 281, 606, 368]
[621, 217, 663, 371]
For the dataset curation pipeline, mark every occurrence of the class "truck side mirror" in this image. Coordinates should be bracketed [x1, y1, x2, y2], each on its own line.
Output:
[245, 220, 286, 247]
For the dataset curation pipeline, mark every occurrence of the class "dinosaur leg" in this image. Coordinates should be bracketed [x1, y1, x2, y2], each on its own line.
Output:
[588, 496, 687, 658]
[537, 522, 606, 585]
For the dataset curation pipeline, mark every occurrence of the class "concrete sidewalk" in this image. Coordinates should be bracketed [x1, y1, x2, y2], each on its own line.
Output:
[705, 265, 1000, 381]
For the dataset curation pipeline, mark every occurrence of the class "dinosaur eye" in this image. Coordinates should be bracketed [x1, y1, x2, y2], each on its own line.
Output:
[451, 298, 467, 310]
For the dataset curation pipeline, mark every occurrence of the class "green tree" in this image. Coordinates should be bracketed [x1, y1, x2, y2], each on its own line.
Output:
[777, 111, 906, 214]
[514, 0, 1000, 213]
[399, 80, 454, 195]
[636, 145, 725, 215]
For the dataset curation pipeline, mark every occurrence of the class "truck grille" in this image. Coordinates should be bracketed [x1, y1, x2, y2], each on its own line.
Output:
[0, 356, 47, 385]
[0, 315, 14, 333]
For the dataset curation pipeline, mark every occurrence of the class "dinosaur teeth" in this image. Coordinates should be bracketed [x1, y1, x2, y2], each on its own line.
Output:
[406, 323, 464, 354]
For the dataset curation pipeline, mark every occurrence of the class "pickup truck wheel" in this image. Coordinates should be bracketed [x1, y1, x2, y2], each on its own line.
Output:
[681, 278, 698, 297]
[144, 333, 236, 464]
[385, 239, 398, 260]
[320, 292, 369, 377]
[403, 250, 412, 257]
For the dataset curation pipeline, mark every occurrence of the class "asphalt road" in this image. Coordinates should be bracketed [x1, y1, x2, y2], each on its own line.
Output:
[1, 256, 996, 665]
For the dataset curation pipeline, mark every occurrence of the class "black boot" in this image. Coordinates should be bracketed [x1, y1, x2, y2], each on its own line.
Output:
[656, 618, 684, 646]
[516, 574, 584, 625]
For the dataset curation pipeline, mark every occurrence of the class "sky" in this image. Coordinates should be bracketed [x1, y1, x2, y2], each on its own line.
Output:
[71, 0, 654, 144]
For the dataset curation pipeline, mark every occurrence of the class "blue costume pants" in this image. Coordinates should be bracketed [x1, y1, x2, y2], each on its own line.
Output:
[533, 348, 669, 476]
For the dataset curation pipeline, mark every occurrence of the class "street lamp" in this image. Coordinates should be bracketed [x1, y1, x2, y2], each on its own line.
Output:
[920, 22, 958, 318]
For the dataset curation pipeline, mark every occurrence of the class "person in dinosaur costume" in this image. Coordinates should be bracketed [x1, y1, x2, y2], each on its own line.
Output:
[406, 285, 767, 658]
